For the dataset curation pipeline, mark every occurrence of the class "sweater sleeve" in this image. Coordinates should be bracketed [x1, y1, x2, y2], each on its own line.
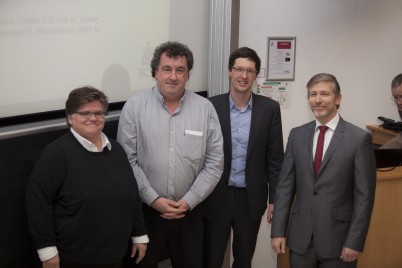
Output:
[26, 142, 67, 249]
[130, 174, 148, 238]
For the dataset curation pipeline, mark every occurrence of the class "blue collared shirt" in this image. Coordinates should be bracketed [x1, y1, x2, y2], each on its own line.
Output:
[228, 94, 252, 187]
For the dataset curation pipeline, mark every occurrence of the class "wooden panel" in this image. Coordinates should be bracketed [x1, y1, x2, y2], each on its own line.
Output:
[358, 167, 402, 268]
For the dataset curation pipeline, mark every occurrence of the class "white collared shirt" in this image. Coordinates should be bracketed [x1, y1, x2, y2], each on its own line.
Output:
[70, 127, 112, 152]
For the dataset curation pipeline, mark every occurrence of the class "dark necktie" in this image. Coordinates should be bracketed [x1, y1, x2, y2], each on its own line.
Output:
[314, 125, 329, 176]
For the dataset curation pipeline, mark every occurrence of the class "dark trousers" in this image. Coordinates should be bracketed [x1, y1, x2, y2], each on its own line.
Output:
[204, 187, 261, 268]
[61, 261, 123, 268]
[132, 202, 205, 268]
[289, 239, 357, 268]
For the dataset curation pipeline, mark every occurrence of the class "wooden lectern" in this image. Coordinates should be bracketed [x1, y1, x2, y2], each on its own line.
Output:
[366, 124, 397, 145]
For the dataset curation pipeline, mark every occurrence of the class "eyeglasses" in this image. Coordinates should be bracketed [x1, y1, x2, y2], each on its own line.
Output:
[232, 66, 257, 76]
[392, 96, 402, 103]
[76, 111, 106, 119]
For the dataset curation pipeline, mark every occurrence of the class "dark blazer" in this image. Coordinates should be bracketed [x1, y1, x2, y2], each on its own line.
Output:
[271, 117, 376, 258]
[204, 92, 284, 220]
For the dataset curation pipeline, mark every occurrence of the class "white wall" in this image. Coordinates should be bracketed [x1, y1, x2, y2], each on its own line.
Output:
[238, 0, 402, 267]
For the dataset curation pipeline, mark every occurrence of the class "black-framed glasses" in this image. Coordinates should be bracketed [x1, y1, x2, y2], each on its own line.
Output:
[232, 66, 257, 76]
[76, 111, 106, 119]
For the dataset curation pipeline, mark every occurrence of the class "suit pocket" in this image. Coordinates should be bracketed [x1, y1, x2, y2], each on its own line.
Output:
[332, 209, 352, 222]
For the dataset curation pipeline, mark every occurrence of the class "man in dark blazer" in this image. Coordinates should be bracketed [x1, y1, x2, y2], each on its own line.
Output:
[204, 47, 284, 268]
[271, 73, 376, 268]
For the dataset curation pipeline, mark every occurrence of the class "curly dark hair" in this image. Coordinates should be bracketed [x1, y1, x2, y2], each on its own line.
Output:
[150, 41, 194, 77]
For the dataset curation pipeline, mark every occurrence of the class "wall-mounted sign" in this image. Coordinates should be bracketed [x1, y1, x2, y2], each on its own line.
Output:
[266, 36, 296, 81]
[254, 78, 291, 109]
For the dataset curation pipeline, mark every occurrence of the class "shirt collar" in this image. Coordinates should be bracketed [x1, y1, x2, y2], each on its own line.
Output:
[70, 128, 112, 152]
[229, 93, 253, 111]
[153, 86, 186, 107]
[315, 113, 340, 131]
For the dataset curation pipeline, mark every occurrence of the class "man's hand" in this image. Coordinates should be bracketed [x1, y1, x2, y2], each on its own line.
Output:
[176, 199, 190, 210]
[150, 197, 187, 219]
[271, 237, 286, 254]
[340, 247, 360, 262]
[131, 243, 147, 264]
[42, 255, 60, 268]
[267, 203, 274, 224]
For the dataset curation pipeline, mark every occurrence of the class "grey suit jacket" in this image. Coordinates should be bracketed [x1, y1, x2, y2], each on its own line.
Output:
[271, 117, 376, 258]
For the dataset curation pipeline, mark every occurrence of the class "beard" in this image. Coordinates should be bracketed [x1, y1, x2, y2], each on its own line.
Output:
[312, 107, 333, 119]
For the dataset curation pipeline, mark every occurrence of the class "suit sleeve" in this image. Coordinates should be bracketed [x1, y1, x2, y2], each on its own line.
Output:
[271, 129, 296, 237]
[267, 103, 285, 204]
[344, 132, 376, 251]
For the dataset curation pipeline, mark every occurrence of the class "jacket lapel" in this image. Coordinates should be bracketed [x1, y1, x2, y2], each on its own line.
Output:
[306, 122, 316, 176]
[246, 93, 262, 160]
[217, 93, 232, 158]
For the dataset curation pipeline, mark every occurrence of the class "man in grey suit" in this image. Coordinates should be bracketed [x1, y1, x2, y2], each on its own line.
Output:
[204, 47, 284, 268]
[271, 73, 376, 268]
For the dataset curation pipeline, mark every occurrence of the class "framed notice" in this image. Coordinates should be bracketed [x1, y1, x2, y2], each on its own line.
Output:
[266, 37, 296, 81]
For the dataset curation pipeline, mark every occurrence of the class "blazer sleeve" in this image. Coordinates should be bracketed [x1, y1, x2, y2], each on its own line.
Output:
[271, 129, 297, 237]
[344, 132, 376, 251]
[267, 102, 285, 204]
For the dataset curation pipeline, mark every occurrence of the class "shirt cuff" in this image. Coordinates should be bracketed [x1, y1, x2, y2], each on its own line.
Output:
[182, 191, 198, 210]
[37, 246, 58, 262]
[132, 234, 150, 244]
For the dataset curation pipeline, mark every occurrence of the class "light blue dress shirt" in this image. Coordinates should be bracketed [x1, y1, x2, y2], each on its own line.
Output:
[228, 94, 252, 187]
